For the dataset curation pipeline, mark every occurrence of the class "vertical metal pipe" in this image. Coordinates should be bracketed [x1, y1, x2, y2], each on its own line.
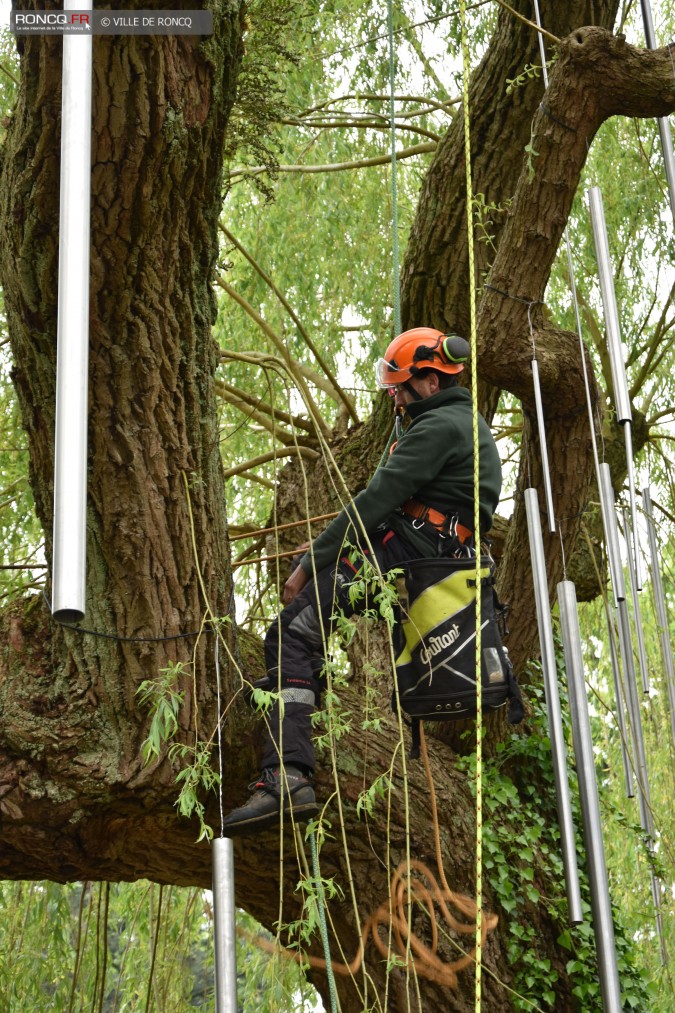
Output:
[52, 0, 93, 623]
[212, 836, 238, 1013]
[605, 609, 634, 797]
[616, 599, 653, 839]
[588, 188, 641, 587]
[597, 465, 626, 604]
[640, 0, 675, 225]
[587, 188, 631, 425]
[525, 491, 582, 922]
[642, 487, 675, 747]
[557, 581, 622, 1013]
[622, 423, 642, 591]
[531, 360, 556, 533]
[622, 508, 649, 694]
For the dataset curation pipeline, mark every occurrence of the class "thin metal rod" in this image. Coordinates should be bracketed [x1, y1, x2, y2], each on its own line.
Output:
[642, 486, 675, 747]
[605, 612, 634, 798]
[623, 423, 642, 591]
[525, 490, 582, 923]
[212, 837, 238, 1013]
[640, 0, 675, 225]
[52, 0, 93, 623]
[557, 581, 622, 1013]
[531, 359, 556, 533]
[616, 599, 653, 840]
[598, 464, 626, 604]
[622, 508, 649, 694]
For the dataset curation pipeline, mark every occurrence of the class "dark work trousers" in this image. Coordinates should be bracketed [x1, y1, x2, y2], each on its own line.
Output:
[261, 528, 420, 772]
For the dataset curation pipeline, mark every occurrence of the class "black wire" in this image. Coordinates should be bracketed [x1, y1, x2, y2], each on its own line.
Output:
[41, 590, 214, 643]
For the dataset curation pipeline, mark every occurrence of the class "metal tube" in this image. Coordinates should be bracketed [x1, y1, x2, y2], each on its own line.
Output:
[606, 610, 634, 797]
[212, 837, 238, 1013]
[52, 0, 93, 623]
[587, 188, 631, 425]
[616, 599, 653, 840]
[588, 188, 641, 584]
[640, 0, 675, 224]
[557, 581, 622, 1013]
[525, 490, 582, 923]
[642, 487, 675, 746]
[598, 464, 626, 604]
[531, 360, 556, 533]
[622, 508, 649, 693]
[623, 423, 642, 591]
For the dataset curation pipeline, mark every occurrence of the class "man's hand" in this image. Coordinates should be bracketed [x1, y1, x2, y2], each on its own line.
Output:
[283, 564, 310, 605]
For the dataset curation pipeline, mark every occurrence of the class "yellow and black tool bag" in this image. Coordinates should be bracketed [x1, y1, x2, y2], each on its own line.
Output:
[394, 557, 524, 756]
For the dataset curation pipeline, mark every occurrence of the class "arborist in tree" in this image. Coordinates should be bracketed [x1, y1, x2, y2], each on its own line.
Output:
[223, 327, 502, 836]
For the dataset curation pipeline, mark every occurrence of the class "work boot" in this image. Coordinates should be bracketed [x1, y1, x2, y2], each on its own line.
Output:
[243, 674, 276, 708]
[222, 766, 319, 837]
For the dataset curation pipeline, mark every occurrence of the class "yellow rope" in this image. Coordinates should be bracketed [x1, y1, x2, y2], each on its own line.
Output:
[459, 3, 484, 1009]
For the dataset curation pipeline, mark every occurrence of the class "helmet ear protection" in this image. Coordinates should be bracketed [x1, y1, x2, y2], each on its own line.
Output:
[441, 334, 470, 365]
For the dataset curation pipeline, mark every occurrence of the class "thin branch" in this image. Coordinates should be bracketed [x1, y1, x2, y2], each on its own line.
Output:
[215, 382, 297, 445]
[0, 62, 19, 86]
[216, 379, 314, 432]
[652, 496, 675, 527]
[646, 405, 675, 425]
[629, 278, 675, 396]
[493, 0, 560, 42]
[222, 446, 319, 480]
[298, 93, 459, 117]
[214, 278, 332, 440]
[281, 116, 442, 142]
[219, 225, 358, 423]
[398, 5, 451, 101]
[227, 142, 437, 179]
[231, 471, 276, 490]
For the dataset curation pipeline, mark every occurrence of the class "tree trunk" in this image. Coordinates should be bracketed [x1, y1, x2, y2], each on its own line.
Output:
[0, 13, 247, 864]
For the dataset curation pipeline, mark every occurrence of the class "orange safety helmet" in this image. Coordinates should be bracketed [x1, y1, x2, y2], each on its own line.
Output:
[375, 327, 469, 389]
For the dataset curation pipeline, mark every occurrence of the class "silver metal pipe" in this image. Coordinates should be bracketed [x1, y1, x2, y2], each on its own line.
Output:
[587, 187, 631, 425]
[622, 508, 649, 693]
[623, 423, 642, 591]
[212, 837, 238, 1013]
[52, 0, 93, 623]
[640, 0, 675, 224]
[531, 359, 556, 533]
[598, 464, 626, 604]
[606, 609, 634, 797]
[558, 581, 622, 1013]
[588, 188, 641, 586]
[642, 487, 675, 746]
[525, 490, 582, 923]
[616, 599, 654, 840]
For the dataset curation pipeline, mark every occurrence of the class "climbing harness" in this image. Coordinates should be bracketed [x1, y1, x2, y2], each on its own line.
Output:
[400, 498, 473, 544]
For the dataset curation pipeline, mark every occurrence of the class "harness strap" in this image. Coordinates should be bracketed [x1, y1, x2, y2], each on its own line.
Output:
[401, 499, 473, 543]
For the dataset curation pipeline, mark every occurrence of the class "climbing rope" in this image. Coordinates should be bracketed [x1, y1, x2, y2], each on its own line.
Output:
[247, 725, 496, 989]
[387, 0, 402, 336]
[459, 1, 485, 1008]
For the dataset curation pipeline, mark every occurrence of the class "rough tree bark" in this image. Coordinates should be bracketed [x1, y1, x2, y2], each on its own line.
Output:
[0, 6, 674, 1013]
[0, 9, 247, 867]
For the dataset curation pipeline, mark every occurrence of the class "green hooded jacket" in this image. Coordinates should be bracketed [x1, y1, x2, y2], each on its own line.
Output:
[299, 386, 502, 575]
